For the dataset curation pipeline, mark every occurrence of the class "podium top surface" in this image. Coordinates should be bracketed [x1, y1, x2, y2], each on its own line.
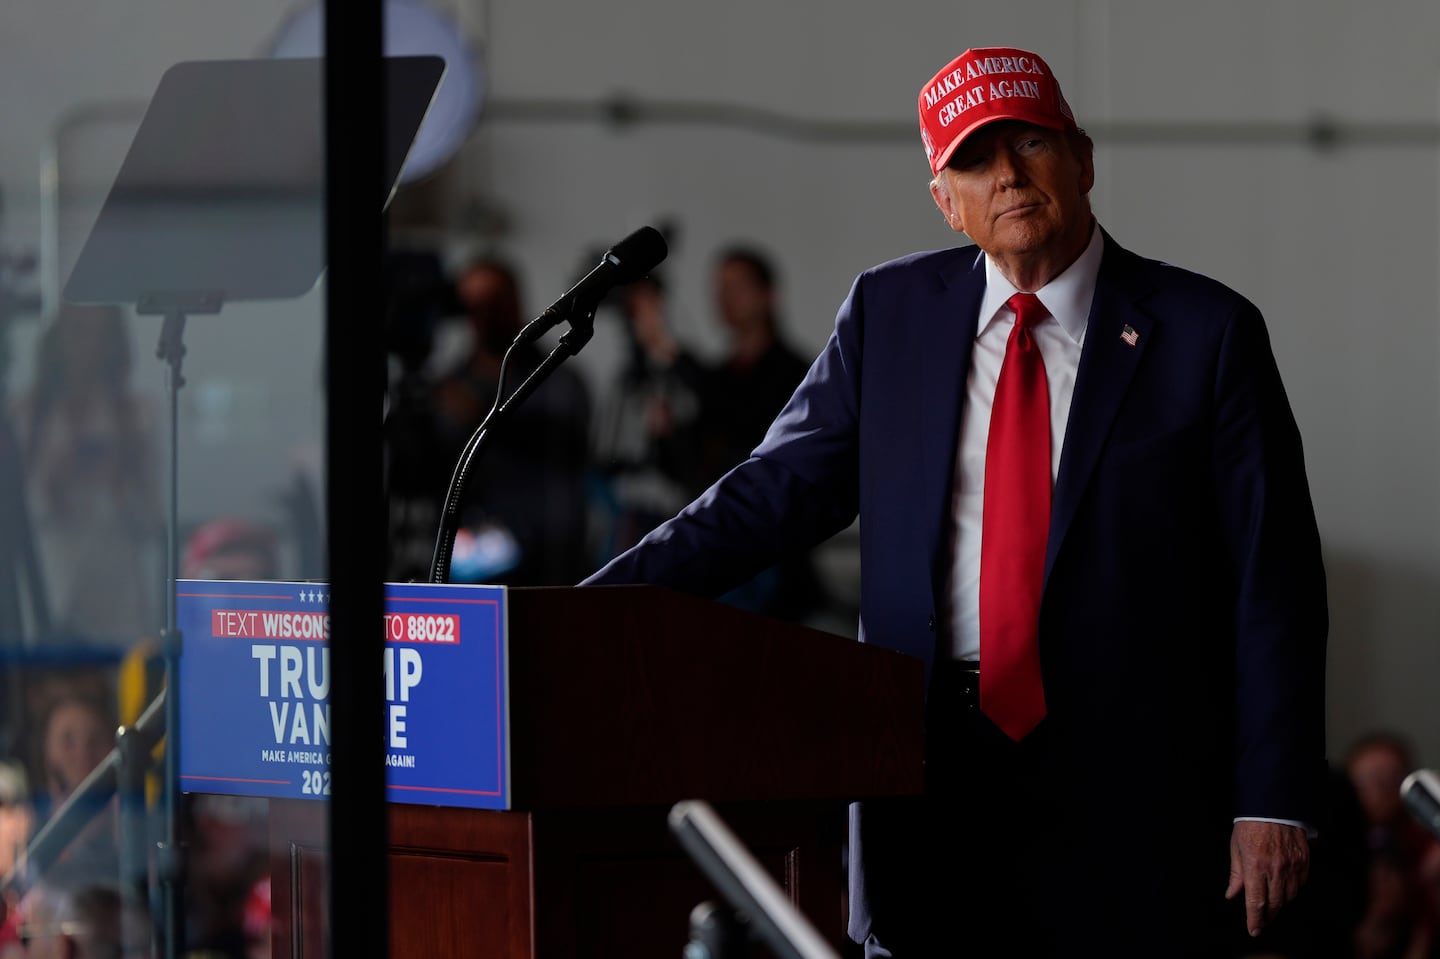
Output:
[505, 585, 926, 808]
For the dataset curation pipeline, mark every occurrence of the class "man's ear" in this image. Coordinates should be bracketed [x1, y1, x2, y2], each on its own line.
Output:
[930, 176, 962, 233]
[1076, 144, 1096, 197]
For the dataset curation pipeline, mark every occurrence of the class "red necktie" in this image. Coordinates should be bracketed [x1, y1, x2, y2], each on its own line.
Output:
[979, 292, 1050, 741]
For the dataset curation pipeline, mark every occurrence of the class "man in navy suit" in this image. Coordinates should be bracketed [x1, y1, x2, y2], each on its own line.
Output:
[585, 46, 1327, 956]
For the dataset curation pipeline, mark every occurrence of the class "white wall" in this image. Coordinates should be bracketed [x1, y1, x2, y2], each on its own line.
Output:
[2, 0, 1437, 764]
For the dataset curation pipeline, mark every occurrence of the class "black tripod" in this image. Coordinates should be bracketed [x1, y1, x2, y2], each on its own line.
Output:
[140, 292, 217, 959]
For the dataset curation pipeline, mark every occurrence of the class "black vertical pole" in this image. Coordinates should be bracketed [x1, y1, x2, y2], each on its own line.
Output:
[323, 3, 388, 957]
[158, 311, 185, 959]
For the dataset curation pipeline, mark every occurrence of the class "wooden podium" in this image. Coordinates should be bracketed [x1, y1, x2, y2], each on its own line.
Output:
[265, 585, 925, 957]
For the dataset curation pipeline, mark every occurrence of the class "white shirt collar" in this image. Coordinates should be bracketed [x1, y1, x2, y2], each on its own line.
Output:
[975, 220, 1105, 345]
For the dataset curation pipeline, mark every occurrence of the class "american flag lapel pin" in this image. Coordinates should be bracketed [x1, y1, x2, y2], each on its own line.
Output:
[1120, 324, 1139, 347]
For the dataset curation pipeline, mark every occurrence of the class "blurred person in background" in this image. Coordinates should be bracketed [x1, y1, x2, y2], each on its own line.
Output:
[181, 519, 279, 583]
[0, 761, 32, 879]
[36, 698, 111, 824]
[183, 794, 267, 958]
[424, 257, 591, 586]
[241, 876, 268, 959]
[15, 303, 160, 651]
[0, 761, 34, 954]
[13, 862, 148, 959]
[1347, 732, 1440, 959]
[636, 246, 813, 495]
[7, 674, 110, 836]
[622, 245, 824, 622]
[30, 697, 115, 881]
[591, 274, 697, 557]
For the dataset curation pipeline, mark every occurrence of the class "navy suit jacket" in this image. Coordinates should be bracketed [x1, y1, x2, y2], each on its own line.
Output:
[585, 232, 1328, 936]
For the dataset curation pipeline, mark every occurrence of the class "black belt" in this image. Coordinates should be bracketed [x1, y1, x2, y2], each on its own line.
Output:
[930, 660, 981, 711]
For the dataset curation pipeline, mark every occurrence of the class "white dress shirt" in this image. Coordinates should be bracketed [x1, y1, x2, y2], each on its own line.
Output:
[943, 222, 1101, 662]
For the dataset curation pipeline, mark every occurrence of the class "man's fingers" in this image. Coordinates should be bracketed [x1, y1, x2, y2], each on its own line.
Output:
[1272, 839, 1306, 910]
[1251, 854, 1307, 936]
[1228, 821, 1310, 936]
[1225, 834, 1243, 900]
[1244, 868, 1270, 936]
[1245, 898, 1266, 937]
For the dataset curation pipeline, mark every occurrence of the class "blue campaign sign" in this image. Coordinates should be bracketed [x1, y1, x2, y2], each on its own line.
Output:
[177, 580, 509, 810]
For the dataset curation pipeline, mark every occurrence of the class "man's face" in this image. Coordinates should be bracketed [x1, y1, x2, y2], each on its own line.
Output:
[930, 121, 1094, 269]
[456, 266, 521, 350]
[1349, 744, 1409, 827]
[44, 702, 111, 798]
[714, 260, 772, 335]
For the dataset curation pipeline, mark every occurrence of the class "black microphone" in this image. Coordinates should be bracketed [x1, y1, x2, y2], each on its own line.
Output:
[515, 226, 668, 346]
[1402, 769, 1440, 841]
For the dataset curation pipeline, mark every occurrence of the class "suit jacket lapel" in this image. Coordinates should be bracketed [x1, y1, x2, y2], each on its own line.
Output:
[921, 249, 984, 604]
[1045, 236, 1154, 586]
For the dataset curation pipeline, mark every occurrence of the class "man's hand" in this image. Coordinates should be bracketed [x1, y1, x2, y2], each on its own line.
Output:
[1225, 820, 1310, 937]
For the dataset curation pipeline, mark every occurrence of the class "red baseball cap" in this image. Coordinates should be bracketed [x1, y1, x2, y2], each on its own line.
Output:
[918, 47, 1078, 176]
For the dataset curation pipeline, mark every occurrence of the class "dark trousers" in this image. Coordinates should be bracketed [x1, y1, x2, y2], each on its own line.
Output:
[854, 663, 1255, 959]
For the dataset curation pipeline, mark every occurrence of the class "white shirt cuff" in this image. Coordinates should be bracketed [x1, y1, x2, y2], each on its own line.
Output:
[1234, 816, 1317, 838]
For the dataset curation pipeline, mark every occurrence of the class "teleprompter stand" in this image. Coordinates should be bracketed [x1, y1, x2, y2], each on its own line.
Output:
[56, 54, 443, 959]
